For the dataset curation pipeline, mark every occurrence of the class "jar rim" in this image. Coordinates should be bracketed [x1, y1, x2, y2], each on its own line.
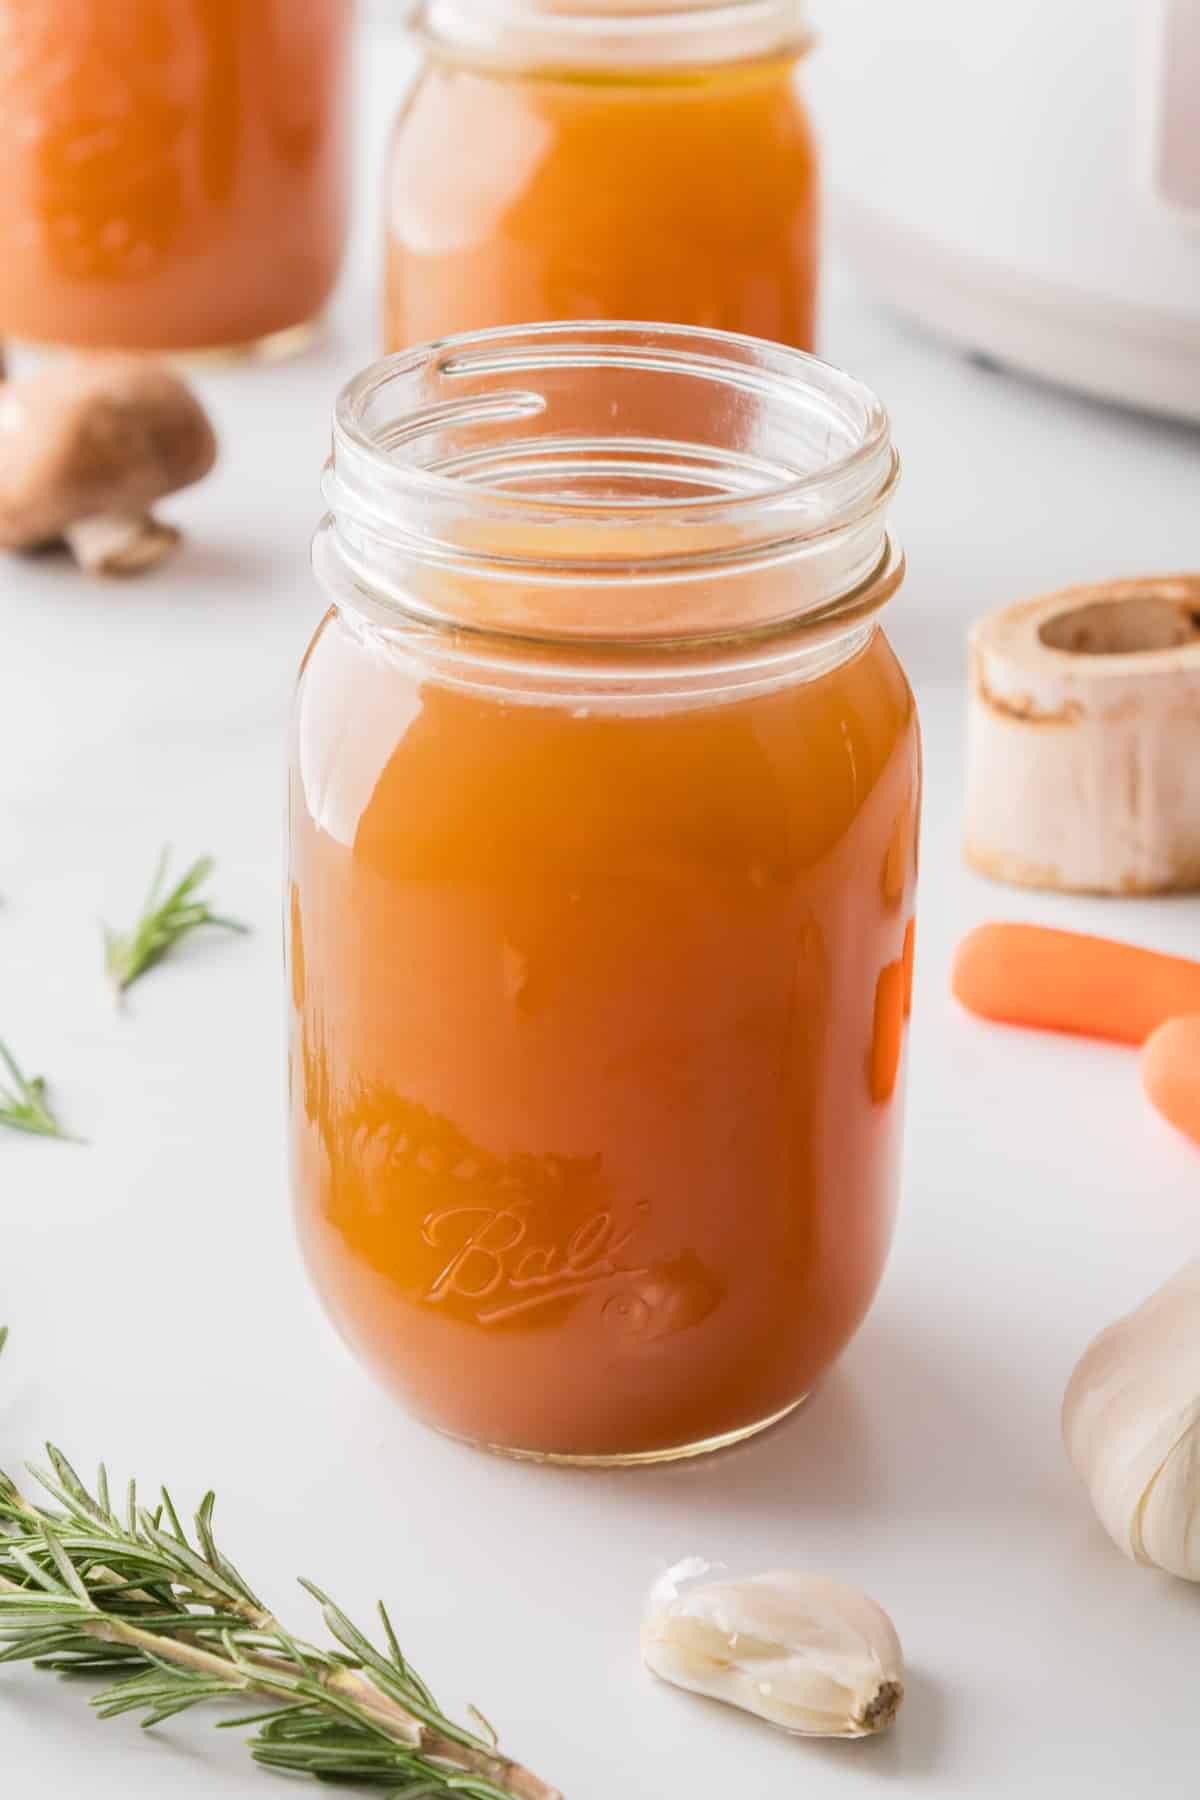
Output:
[321, 322, 900, 646]
[418, 0, 812, 69]
[334, 321, 892, 533]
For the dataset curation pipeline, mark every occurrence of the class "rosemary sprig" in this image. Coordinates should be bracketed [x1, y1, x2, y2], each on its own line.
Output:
[0, 1449, 559, 1800]
[0, 1041, 78, 1142]
[104, 848, 248, 998]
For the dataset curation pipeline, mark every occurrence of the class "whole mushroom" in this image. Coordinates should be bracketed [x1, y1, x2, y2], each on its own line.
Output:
[0, 355, 217, 574]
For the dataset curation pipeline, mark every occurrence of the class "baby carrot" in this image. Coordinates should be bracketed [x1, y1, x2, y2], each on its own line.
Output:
[1142, 1014, 1200, 1147]
[952, 923, 1200, 1044]
[869, 956, 907, 1103]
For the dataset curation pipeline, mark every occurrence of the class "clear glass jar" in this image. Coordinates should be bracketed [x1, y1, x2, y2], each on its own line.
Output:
[0, 0, 354, 356]
[289, 323, 919, 1464]
[385, 0, 819, 351]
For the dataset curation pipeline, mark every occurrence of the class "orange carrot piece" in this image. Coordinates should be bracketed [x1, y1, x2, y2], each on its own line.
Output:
[952, 923, 1200, 1045]
[1142, 1014, 1200, 1147]
[869, 957, 906, 1103]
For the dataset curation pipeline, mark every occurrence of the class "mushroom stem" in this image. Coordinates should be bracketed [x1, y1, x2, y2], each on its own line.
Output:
[63, 512, 181, 575]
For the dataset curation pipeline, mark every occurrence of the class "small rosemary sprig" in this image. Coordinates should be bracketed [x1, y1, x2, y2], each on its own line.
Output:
[0, 1040, 78, 1142]
[104, 849, 248, 998]
[0, 1449, 559, 1800]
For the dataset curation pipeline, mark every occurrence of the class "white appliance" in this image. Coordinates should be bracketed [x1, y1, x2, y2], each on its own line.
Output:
[811, 0, 1200, 422]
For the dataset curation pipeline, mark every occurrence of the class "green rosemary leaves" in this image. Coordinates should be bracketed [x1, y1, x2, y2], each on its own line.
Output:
[104, 849, 248, 998]
[0, 1041, 77, 1142]
[0, 1449, 559, 1800]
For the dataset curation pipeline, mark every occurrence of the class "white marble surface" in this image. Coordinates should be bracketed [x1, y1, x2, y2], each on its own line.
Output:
[2, 22, 1200, 1800]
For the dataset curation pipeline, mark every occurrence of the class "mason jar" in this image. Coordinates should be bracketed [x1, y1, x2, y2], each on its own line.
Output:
[289, 323, 919, 1463]
[385, 0, 820, 351]
[0, 0, 354, 355]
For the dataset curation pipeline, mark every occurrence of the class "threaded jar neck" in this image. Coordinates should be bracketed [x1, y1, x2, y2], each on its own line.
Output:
[315, 322, 901, 667]
[418, 0, 812, 69]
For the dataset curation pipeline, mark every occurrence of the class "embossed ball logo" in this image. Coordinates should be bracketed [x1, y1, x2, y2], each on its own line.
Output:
[421, 1202, 651, 1326]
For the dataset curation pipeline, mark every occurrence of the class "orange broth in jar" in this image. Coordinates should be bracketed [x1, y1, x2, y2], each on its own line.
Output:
[385, 1, 819, 351]
[0, 0, 353, 354]
[290, 326, 918, 1463]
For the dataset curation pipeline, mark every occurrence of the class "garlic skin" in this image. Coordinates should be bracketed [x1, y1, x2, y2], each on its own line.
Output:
[1063, 1258, 1200, 1580]
[641, 1561, 904, 1738]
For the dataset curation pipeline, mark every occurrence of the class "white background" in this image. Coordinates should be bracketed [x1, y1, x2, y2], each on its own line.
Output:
[2, 18, 1199, 1800]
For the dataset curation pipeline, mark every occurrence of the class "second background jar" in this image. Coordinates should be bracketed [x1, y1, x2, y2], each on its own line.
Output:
[385, 0, 820, 351]
[0, 0, 353, 356]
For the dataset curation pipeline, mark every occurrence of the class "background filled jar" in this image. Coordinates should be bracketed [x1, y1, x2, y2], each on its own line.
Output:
[290, 324, 918, 1463]
[385, 0, 820, 350]
[0, 0, 353, 355]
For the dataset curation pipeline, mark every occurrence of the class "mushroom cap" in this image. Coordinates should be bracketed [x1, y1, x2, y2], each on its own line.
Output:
[0, 355, 217, 549]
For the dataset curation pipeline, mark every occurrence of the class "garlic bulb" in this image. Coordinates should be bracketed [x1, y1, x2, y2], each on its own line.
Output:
[641, 1559, 904, 1738]
[1063, 1258, 1200, 1580]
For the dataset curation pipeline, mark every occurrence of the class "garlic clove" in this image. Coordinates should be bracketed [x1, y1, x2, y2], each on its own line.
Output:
[1063, 1259, 1200, 1580]
[641, 1561, 904, 1738]
[1136, 1407, 1200, 1576]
